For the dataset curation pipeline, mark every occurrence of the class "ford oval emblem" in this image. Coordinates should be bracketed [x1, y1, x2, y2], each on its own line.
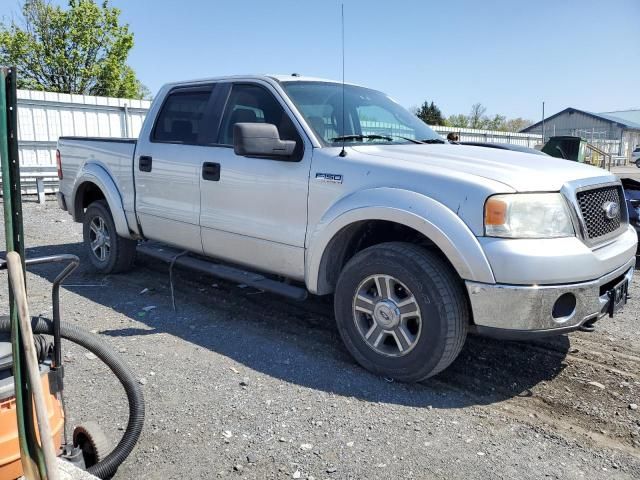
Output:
[602, 201, 619, 220]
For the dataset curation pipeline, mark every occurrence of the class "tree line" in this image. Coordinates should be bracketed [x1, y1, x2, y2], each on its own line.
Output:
[414, 100, 532, 133]
[0, 0, 149, 99]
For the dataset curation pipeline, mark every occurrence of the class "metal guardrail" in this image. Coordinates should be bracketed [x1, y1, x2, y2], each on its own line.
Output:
[0, 165, 58, 202]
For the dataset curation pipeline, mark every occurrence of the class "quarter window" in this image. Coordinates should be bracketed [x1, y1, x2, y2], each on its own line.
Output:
[152, 88, 212, 144]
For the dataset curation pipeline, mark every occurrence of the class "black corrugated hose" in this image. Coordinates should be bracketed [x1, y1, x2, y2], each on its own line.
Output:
[0, 315, 145, 479]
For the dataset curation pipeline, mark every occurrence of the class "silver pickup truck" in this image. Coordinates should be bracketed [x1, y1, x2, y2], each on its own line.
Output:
[56, 75, 638, 382]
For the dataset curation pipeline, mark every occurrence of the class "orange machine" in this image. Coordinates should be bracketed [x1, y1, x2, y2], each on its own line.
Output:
[0, 341, 65, 480]
[0, 254, 144, 480]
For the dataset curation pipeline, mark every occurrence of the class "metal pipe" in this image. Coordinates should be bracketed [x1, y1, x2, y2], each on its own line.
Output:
[0, 254, 80, 369]
[123, 104, 130, 137]
[542, 101, 545, 142]
[7, 252, 60, 480]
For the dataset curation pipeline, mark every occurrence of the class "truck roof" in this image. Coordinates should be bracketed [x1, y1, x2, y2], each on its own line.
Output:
[160, 74, 363, 89]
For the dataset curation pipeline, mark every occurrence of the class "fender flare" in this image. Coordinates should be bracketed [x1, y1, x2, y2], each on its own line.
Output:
[305, 187, 495, 294]
[71, 163, 132, 238]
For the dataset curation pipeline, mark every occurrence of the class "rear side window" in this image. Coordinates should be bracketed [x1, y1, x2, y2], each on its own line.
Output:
[152, 88, 212, 144]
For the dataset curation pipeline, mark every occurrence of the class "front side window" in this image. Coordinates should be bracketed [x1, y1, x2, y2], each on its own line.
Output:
[152, 88, 212, 144]
[282, 81, 443, 145]
[218, 84, 301, 151]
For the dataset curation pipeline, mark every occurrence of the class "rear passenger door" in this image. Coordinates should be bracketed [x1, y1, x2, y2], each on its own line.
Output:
[134, 84, 217, 253]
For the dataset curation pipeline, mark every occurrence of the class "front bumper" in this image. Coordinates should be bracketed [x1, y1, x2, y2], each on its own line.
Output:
[466, 256, 635, 339]
[478, 225, 638, 285]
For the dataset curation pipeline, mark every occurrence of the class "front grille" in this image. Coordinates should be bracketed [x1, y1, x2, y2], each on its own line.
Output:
[576, 186, 624, 240]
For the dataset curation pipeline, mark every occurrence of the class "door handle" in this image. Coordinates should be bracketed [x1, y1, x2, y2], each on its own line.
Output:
[202, 162, 221, 181]
[139, 156, 152, 172]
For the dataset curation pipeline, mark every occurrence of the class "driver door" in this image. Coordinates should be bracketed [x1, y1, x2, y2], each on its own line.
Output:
[199, 81, 312, 279]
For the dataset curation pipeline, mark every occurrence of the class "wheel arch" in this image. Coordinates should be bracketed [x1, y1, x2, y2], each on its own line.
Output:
[306, 188, 495, 295]
[71, 164, 132, 238]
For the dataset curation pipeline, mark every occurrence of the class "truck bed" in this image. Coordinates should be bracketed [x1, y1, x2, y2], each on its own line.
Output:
[57, 136, 138, 223]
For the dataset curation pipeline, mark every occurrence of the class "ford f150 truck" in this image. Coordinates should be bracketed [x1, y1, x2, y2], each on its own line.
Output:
[56, 75, 638, 382]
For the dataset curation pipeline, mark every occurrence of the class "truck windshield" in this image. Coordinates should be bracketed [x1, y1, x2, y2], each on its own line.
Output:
[281, 81, 443, 146]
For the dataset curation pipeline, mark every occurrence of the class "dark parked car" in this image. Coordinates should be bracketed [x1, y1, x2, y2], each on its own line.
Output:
[632, 146, 640, 167]
[459, 141, 548, 156]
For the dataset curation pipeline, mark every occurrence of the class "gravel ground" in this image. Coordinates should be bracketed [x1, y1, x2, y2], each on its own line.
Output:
[612, 165, 640, 182]
[2, 200, 640, 480]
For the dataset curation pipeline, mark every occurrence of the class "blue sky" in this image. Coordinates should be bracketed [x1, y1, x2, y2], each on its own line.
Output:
[1, 0, 638, 120]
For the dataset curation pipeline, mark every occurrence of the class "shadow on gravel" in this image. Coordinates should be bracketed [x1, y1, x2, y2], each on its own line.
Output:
[14, 242, 578, 410]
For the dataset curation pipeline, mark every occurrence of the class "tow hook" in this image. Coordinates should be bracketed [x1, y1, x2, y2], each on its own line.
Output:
[579, 318, 598, 332]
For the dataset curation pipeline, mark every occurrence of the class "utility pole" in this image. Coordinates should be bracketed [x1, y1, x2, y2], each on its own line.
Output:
[542, 101, 545, 143]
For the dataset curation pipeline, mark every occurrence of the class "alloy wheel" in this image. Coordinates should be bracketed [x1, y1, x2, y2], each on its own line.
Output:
[88, 215, 111, 262]
[352, 274, 422, 357]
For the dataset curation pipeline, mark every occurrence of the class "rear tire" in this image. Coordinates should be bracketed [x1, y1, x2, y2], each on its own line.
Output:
[635, 159, 640, 168]
[82, 200, 136, 273]
[334, 242, 468, 382]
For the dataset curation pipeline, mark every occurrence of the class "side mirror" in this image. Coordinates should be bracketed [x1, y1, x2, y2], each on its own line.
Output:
[233, 123, 296, 159]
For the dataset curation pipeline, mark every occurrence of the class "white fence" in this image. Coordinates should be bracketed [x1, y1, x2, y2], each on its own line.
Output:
[432, 125, 543, 147]
[360, 121, 543, 147]
[17, 89, 150, 168]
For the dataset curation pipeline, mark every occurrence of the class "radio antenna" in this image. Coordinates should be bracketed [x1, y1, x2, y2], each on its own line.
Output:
[339, 3, 347, 157]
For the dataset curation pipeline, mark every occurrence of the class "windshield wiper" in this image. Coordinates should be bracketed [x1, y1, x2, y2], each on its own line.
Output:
[382, 134, 424, 144]
[331, 134, 394, 142]
[331, 134, 429, 144]
[331, 133, 445, 145]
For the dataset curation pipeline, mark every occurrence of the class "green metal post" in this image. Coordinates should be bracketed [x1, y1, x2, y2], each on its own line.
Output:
[1, 66, 46, 478]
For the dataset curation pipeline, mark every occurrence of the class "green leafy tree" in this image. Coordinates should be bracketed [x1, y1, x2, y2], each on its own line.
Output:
[0, 0, 148, 98]
[485, 114, 506, 131]
[415, 100, 446, 126]
[447, 106, 530, 132]
[446, 113, 469, 128]
[504, 117, 532, 132]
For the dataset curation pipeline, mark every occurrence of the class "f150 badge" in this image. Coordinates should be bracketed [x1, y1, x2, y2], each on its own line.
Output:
[315, 173, 343, 184]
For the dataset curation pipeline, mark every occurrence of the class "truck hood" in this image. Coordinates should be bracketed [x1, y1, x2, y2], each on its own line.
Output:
[352, 144, 617, 192]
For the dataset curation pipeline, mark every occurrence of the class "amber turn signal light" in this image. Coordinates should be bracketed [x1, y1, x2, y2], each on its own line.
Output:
[485, 198, 507, 226]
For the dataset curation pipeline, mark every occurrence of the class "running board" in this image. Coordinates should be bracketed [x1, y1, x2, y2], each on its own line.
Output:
[137, 242, 308, 301]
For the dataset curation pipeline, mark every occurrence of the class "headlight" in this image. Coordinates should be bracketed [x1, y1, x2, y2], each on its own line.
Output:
[484, 193, 575, 238]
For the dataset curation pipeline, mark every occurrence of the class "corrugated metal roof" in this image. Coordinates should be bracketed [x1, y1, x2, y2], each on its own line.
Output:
[522, 107, 640, 132]
[599, 109, 640, 126]
[589, 110, 640, 130]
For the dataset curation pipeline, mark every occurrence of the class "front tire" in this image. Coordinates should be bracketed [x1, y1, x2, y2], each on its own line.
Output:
[635, 159, 640, 168]
[334, 242, 468, 382]
[82, 200, 136, 274]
